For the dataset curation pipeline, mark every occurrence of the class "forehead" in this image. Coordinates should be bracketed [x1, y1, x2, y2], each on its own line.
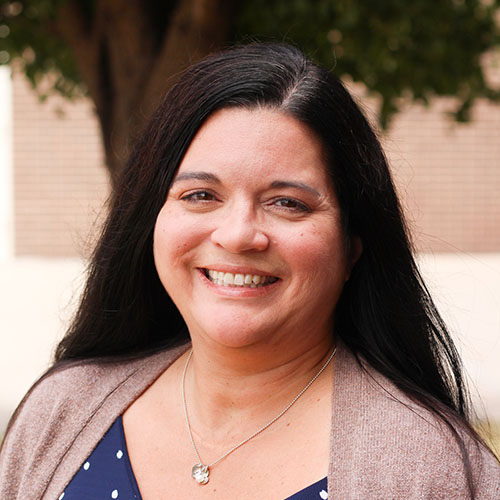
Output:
[175, 107, 332, 187]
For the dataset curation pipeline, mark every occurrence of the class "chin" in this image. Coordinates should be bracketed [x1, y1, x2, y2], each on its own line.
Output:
[206, 329, 269, 349]
[192, 318, 276, 349]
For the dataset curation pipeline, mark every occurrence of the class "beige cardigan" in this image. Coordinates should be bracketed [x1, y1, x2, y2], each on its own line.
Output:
[1, 343, 499, 499]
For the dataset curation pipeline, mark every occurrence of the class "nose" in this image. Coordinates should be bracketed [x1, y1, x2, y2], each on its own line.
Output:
[210, 203, 269, 253]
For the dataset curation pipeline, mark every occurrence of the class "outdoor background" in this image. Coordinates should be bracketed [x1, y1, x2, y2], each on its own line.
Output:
[0, 2, 499, 446]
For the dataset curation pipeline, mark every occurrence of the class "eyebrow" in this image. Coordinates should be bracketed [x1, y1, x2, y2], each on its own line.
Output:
[269, 180, 321, 198]
[173, 171, 221, 184]
[173, 171, 321, 198]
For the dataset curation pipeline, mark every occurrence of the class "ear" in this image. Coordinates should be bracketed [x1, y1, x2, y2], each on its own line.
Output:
[345, 235, 363, 281]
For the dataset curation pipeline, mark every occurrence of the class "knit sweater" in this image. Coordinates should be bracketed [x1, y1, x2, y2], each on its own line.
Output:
[1, 343, 499, 499]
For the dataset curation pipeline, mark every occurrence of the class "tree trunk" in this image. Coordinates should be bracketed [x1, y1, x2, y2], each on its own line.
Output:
[55, 0, 235, 190]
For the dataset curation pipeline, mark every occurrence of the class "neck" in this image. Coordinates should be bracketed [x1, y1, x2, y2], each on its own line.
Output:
[183, 337, 335, 441]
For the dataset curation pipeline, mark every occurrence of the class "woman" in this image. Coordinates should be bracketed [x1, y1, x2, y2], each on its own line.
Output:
[1, 43, 499, 499]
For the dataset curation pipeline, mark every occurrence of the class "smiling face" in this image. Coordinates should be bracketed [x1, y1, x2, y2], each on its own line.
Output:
[153, 107, 359, 353]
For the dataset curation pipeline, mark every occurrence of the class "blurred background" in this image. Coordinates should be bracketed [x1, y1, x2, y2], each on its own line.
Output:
[0, 1, 499, 446]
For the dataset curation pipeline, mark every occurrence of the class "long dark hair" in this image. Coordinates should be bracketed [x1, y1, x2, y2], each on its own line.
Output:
[50, 43, 489, 491]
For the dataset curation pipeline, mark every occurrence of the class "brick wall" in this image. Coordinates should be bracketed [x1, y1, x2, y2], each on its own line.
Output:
[386, 97, 500, 252]
[13, 71, 108, 257]
[11, 69, 500, 256]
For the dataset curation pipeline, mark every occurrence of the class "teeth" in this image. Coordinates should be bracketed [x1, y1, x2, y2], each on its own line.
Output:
[204, 269, 277, 288]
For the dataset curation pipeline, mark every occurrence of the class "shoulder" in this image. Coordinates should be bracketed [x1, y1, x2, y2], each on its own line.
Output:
[330, 345, 500, 499]
[0, 343, 189, 499]
[5, 352, 163, 435]
[6, 343, 189, 426]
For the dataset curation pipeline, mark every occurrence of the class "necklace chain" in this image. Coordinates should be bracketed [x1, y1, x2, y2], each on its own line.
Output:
[182, 346, 337, 484]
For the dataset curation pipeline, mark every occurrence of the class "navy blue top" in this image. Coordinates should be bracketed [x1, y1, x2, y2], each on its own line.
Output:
[60, 416, 328, 500]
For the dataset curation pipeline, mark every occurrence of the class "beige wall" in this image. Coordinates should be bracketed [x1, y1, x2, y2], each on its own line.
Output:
[0, 258, 84, 432]
[12, 71, 108, 257]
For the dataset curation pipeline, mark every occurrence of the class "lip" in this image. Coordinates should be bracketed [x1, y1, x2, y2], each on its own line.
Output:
[197, 268, 281, 297]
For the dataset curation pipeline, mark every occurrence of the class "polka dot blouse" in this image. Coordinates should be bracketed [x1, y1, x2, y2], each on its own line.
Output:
[60, 416, 328, 499]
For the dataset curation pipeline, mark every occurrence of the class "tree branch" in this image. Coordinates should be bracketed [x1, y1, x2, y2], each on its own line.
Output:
[144, 0, 235, 118]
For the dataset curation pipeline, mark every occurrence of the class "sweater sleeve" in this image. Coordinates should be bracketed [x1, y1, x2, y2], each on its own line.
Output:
[0, 369, 76, 500]
[0, 348, 184, 500]
[414, 425, 500, 499]
[0, 360, 135, 500]
[328, 347, 500, 499]
[473, 447, 500, 499]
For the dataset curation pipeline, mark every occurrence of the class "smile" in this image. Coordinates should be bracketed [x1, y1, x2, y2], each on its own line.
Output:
[203, 269, 279, 288]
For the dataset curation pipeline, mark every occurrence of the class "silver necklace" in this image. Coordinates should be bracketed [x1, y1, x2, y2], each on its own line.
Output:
[182, 346, 337, 485]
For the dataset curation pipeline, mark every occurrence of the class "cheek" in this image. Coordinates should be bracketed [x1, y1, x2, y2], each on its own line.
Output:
[153, 207, 209, 272]
[153, 218, 197, 304]
[153, 208, 187, 271]
[289, 227, 348, 287]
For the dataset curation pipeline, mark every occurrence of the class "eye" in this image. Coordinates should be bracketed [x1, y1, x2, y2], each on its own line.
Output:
[273, 198, 311, 212]
[180, 190, 217, 202]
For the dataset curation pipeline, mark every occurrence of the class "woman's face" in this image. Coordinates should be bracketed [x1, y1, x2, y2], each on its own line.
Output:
[153, 107, 359, 352]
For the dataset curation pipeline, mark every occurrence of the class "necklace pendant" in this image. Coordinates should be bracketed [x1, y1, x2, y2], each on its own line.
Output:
[192, 463, 210, 484]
